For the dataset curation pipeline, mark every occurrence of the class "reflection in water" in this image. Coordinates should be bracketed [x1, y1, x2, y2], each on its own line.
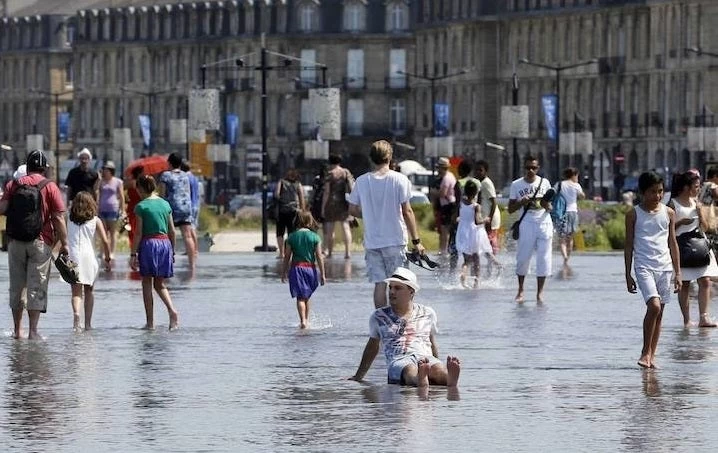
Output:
[131, 334, 176, 444]
[4, 342, 61, 442]
[557, 263, 574, 280]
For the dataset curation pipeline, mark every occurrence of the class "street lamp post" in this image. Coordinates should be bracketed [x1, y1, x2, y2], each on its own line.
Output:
[519, 58, 597, 182]
[121, 87, 174, 153]
[30, 88, 74, 182]
[397, 68, 469, 172]
[512, 72, 520, 179]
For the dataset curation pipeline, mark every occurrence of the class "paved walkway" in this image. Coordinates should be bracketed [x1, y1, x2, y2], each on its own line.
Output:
[210, 230, 278, 253]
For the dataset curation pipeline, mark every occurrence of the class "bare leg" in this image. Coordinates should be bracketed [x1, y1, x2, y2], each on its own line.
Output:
[190, 227, 199, 257]
[560, 236, 569, 262]
[341, 221, 352, 259]
[373, 282, 387, 308]
[516, 275, 525, 302]
[153, 277, 179, 330]
[276, 235, 284, 259]
[296, 298, 308, 328]
[439, 225, 449, 254]
[678, 281, 691, 327]
[566, 235, 574, 261]
[536, 276, 547, 303]
[446, 356, 461, 387]
[12, 308, 23, 339]
[401, 364, 419, 387]
[696, 277, 717, 327]
[639, 298, 662, 368]
[417, 358, 431, 388]
[460, 256, 469, 287]
[471, 254, 480, 289]
[105, 219, 118, 258]
[84, 285, 94, 330]
[27, 310, 41, 340]
[142, 277, 155, 329]
[323, 222, 334, 258]
[71, 283, 83, 331]
[181, 225, 197, 269]
[649, 303, 665, 368]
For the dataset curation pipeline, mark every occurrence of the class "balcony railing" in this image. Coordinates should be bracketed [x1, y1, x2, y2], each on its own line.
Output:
[385, 75, 408, 90]
[343, 77, 366, 90]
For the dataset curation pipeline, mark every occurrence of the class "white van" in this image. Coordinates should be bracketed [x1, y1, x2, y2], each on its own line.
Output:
[398, 160, 434, 194]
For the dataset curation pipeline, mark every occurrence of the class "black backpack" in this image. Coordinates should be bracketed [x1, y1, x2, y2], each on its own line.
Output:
[6, 179, 50, 242]
[278, 180, 299, 215]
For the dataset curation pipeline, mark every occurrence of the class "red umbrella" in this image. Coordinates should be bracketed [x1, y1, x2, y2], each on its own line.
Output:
[124, 155, 170, 178]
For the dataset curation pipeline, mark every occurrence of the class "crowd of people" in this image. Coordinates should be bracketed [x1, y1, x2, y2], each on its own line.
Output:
[0, 148, 201, 337]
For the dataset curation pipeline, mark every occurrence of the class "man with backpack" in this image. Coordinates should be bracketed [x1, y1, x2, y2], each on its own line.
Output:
[554, 167, 585, 265]
[0, 150, 68, 339]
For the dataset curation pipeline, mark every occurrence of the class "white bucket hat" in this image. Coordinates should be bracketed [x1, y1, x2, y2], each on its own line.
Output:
[77, 148, 92, 159]
[384, 267, 420, 293]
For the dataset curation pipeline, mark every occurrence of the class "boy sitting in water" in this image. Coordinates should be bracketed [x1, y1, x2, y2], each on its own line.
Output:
[348, 267, 461, 389]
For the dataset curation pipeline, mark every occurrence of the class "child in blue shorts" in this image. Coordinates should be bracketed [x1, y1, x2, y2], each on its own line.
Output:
[624, 171, 681, 368]
[281, 211, 326, 329]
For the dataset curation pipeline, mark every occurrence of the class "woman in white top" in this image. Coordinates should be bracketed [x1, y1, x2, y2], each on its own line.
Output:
[556, 167, 585, 264]
[68, 191, 112, 331]
[668, 171, 718, 328]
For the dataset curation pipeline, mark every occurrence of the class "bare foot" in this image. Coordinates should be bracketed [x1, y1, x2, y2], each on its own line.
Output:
[13, 330, 22, 340]
[299, 321, 307, 329]
[537, 292, 544, 303]
[637, 355, 650, 368]
[515, 292, 524, 303]
[169, 311, 179, 331]
[84, 325, 93, 331]
[446, 356, 461, 387]
[73, 314, 81, 332]
[142, 324, 155, 330]
[417, 358, 431, 388]
[27, 330, 42, 340]
[699, 314, 717, 328]
[344, 254, 350, 260]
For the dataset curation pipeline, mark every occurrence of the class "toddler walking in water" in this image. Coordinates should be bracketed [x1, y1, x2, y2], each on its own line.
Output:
[625, 171, 681, 368]
[455, 180, 496, 288]
[68, 191, 112, 331]
[281, 211, 326, 329]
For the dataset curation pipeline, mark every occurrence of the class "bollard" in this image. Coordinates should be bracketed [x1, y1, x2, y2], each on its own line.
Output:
[574, 229, 586, 251]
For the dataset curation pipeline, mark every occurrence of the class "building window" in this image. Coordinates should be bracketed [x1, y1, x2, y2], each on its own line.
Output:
[298, 4, 317, 32]
[387, 2, 408, 32]
[347, 99, 364, 136]
[300, 98, 312, 136]
[65, 24, 76, 46]
[300, 49, 316, 85]
[344, 3, 365, 32]
[390, 99, 406, 133]
[346, 49, 364, 88]
[389, 48, 406, 88]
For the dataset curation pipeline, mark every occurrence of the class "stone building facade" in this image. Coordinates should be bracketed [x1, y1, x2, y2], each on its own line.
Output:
[1, 0, 717, 194]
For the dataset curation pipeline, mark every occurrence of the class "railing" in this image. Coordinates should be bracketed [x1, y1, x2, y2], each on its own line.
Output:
[343, 77, 366, 90]
[385, 75, 408, 90]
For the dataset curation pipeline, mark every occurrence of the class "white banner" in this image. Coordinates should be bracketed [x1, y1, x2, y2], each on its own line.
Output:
[423, 136, 454, 158]
[559, 132, 575, 155]
[246, 144, 262, 179]
[575, 132, 593, 157]
[303, 140, 329, 160]
[688, 127, 704, 151]
[170, 119, 188, 144]
[500, 105, 529, 139]
[704, 127, 718, 153]
[188, 89, 220, 131]
[207, 144, 230, 162]
[309, 88, 341, 141]
[26, 134, 43, 153]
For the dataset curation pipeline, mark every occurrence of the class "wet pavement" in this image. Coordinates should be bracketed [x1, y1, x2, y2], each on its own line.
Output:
[0, 252, 716, 452]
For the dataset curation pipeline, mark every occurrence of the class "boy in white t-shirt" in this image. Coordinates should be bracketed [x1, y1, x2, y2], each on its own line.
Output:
[555, 167, 585, 264]
[348, 140, 425, 308]
[508, 156, 553, 303]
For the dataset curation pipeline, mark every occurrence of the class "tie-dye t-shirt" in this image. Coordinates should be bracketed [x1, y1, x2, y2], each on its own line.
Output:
[159, 169, 192, 223]
[369, 303, 438, 363]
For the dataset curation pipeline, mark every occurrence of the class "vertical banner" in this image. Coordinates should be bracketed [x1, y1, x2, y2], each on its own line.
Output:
[541, 94, 558, 141]
[138, 115, 151, 148]
[308, 88, 341, 141]
[58, 112, 71, 143]
[226, 114, 239, 146]
[434, 103, 450, 137]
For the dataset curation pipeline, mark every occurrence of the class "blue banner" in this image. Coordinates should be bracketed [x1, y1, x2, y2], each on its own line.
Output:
[541, 94, 558, 141]
[138, 115, 151, 148]
[58, 112, 70, 143]
[226, 114, 239, 146]
[434, 103, 450, 137]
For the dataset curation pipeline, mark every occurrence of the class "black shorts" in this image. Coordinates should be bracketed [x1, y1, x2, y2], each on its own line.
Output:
[439, 203, 456, 226]
[276, 211, 298, 237]
[174, 220, 192, 227]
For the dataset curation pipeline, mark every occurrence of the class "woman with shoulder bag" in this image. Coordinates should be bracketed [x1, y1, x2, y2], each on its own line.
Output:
[321, 154, 354, 259]
[669, 171, 718, 328]
[275, 169, 305, 259]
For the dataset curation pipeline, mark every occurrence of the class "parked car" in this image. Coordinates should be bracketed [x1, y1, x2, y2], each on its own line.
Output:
[409, 190, 431, 206]
[229, 194, 262, 216]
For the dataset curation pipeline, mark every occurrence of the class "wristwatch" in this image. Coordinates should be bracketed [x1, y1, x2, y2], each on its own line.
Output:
[412, 238, 421, 245]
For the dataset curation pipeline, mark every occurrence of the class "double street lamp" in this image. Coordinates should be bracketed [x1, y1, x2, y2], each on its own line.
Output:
[519, 58, 598, 181]
[686, 47, 718, 58]
[30, 88, 74, 182]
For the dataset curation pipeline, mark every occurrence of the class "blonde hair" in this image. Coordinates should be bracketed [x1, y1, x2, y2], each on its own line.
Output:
[295, 210, 319, 232]
[369, 140, 393, 165]
[70, 191, 98, 225]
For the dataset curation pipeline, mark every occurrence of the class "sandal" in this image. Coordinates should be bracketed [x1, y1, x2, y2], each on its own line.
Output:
[406, 250, 440, 271]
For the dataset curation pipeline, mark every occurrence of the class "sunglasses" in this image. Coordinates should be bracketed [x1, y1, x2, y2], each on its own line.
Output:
[525, 166, 539, 170]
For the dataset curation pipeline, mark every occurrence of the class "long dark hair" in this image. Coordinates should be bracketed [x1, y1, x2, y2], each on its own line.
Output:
[670, 171, 699, 199]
